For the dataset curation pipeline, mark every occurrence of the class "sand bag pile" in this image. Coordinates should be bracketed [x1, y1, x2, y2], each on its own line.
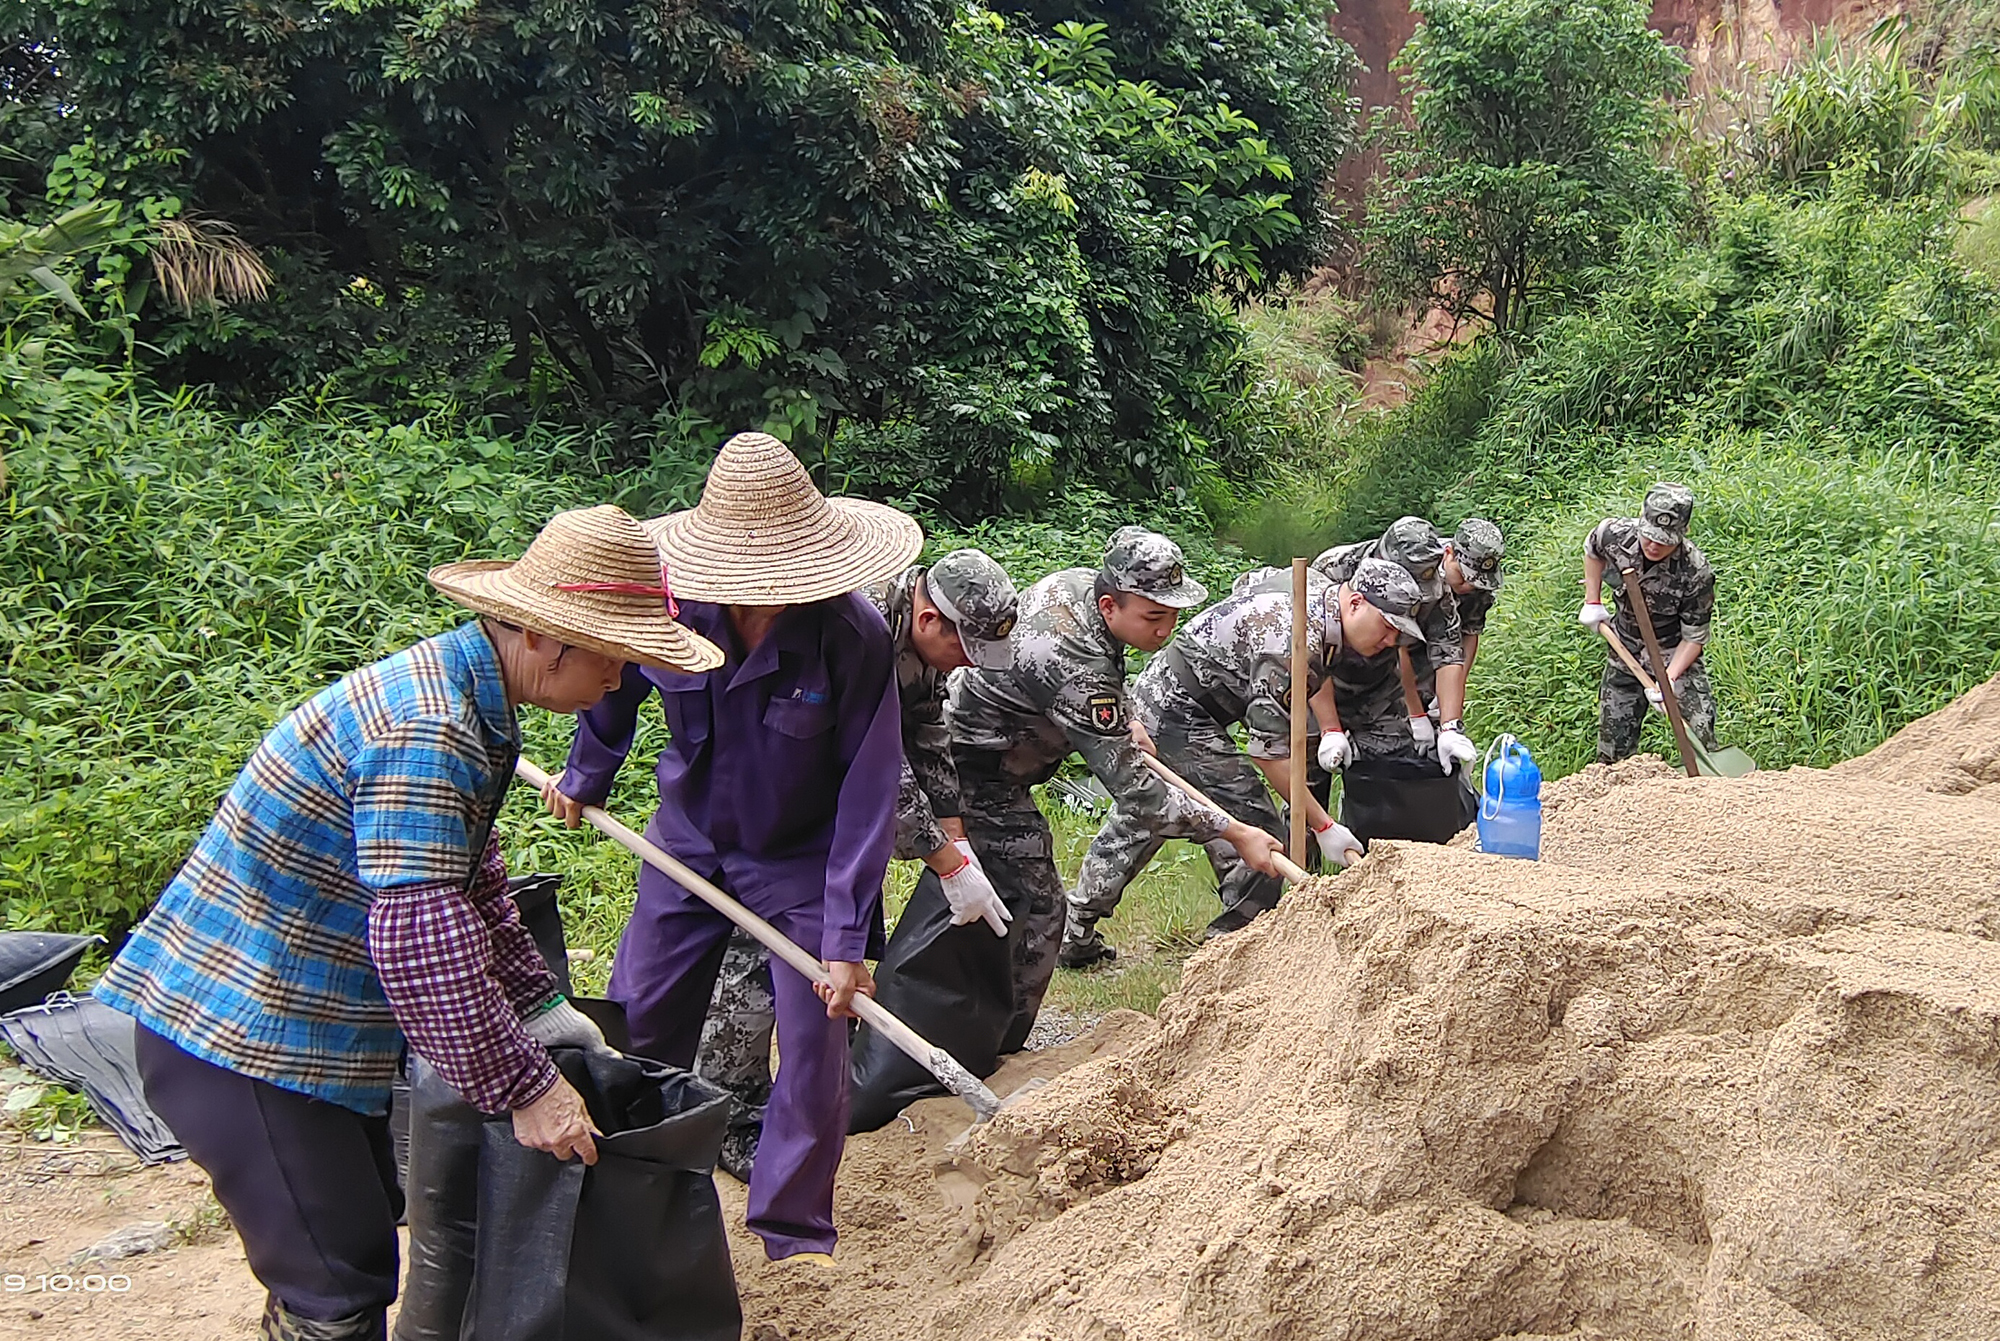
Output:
[906, 692, 2000, 1340]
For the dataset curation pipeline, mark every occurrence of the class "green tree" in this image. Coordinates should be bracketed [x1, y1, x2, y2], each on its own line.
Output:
[0, 0, 1354, 507]
[1365, 0, 1686, 334]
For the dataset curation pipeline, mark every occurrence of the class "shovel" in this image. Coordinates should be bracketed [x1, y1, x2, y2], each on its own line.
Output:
[1139, 753, 1335, 879]
[1595, 617, 1756, 779]
[514, 757, 1009, 1123]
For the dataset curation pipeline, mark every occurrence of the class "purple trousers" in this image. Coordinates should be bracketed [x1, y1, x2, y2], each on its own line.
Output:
[609, 871, 850, 1259]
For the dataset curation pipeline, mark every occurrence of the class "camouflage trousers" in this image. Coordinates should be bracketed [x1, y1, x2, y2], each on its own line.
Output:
[1068, 666, 1288, 939]
[693, 928, 775, 1116]
[954, 747, 1068, 1054]
[1599, 655, 1717, 763]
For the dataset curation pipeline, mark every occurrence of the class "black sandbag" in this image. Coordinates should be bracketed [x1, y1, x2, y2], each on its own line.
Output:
[847, 868, 1013, 1134]
[394, 1048, 738, 1341]
[1339, 756, 1478, 847]
[0, 931, 102, 1014]
[392, 873, 577, 1195]
[508, 873, 574, 999]
[0, 992, 184, 1163]
[560, 1049, 739, 1341]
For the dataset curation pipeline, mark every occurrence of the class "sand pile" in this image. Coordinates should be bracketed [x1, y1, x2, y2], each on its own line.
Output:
[1833, 674, 2000, 797]
[725, 680, 2000, 1341]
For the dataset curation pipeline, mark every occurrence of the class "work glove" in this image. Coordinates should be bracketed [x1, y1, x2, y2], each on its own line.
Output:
[1317, 730, 1354, 772]
[1312, 818, 1364, 868]
[1578, 602, 1612, 627]
[1644, 678, 1680, 713]
[1437, 726, 1477, 775]
[525, 998, 615, 1055]
[942, 839, 1011, 937]
[1408, 715, 1437, 748]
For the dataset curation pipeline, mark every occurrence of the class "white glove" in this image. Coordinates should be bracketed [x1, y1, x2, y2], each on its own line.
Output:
[1645, 684, 1664, 711]
[1578, 602, 1612, 627]
[1437, 727, 1477, 774]
[525, 999, 614, 1054]
[1317, 730, 1354, 772]
[1312, 819, 1363, 868]
[941, 839, 1011, 937]
[1408, 715, 1436, 748]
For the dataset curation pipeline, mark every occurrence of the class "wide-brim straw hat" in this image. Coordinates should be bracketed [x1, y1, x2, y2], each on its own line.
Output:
[647, 432, 923, 604]
[429, 505, 724, 672]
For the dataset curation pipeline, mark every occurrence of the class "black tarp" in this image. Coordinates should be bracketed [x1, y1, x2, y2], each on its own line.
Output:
[0, 992, 185, 1163]
[847, 868, 1012, 1133]
[0, 931, 101, 1014]
[1338, 756, 1479, 847]
[394, 1048, 739, 1341]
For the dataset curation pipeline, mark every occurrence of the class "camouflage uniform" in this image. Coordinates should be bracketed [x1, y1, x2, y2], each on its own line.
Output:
[1069, 570, 1363, 942]
[949, 530, 1218, 1050]
[693, 551, 1018, 1177]
[1311, 518, 1464, 761]
[693, 928, 774, 1178]
[1587, 490, 1718, 763]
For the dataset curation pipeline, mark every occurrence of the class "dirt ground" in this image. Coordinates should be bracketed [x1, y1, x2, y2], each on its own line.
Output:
[0, 1134, 261, 1339]
[0, 1023, 1150, 1341]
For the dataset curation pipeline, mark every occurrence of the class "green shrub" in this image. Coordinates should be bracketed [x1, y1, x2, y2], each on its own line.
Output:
[1226, 340, 1507, 562]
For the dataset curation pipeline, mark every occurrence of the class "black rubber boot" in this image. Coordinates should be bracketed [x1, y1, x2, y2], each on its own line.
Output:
[1057, 929, 1118, 970]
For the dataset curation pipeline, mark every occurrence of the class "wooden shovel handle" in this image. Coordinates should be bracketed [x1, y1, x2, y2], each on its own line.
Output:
[1596, 620, 1654, 687]
[1139, 752, 1318, 881]
[1618, 567, 1701, 779]
[513, 756, 999, 1114]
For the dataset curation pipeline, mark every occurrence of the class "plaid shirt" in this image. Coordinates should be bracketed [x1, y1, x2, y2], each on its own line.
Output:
[97, 622, 560, 1116]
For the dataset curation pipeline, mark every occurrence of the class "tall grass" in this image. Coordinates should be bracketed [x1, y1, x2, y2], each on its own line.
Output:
[0, 369, 1246, 945]
[1462, 433, 2000, 774]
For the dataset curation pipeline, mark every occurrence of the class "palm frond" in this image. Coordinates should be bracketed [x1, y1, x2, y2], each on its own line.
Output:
[150, 216, 272, 313]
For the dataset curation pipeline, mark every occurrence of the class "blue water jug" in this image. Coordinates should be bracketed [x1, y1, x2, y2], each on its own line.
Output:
[1478, 735, 1542, 859]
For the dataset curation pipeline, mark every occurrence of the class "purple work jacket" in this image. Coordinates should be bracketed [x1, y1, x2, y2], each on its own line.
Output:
[560, 595, 900, 962]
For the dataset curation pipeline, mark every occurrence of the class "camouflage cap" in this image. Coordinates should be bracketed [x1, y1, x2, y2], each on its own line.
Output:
[925, 548, 1019, 672]
[1380, 516, 1448, 600]
[1102, 526, 1208, 609]
[1452, 518, 1505, 593]
[1349, 557, 1426, 643]
[1640, 482, 1695, 548]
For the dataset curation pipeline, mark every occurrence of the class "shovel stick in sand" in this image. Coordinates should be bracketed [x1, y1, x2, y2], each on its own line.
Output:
[1614, 568, 1701, 779]
[1594, 620, 1756, 780]
[513, 757, 1006, 1123]
[1139, 753, 1318, 883]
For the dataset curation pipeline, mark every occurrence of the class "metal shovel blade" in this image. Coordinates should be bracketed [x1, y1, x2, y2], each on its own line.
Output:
[1695, 743, 1758, 778]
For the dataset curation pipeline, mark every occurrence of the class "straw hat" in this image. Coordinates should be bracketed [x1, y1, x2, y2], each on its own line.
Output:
[647, 432, 923, 604]
[429, 505, 724, 672]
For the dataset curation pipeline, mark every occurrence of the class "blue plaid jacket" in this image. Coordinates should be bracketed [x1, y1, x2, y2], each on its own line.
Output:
[96, 623, 519, 1114]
